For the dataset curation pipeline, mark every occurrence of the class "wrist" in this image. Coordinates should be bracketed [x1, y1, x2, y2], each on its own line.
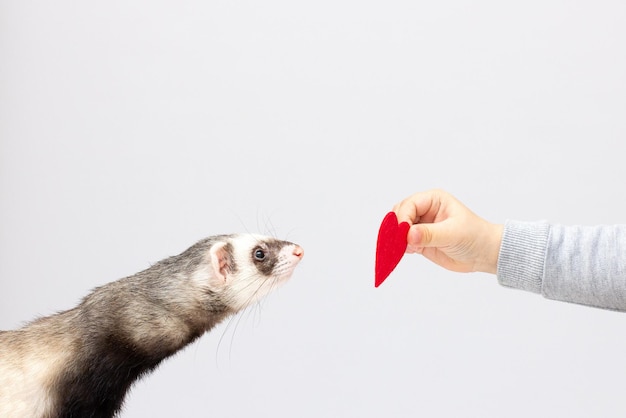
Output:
[476, 223, 504, 274]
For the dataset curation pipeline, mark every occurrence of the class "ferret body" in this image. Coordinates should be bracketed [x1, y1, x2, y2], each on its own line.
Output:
[0, 234, 303, 418]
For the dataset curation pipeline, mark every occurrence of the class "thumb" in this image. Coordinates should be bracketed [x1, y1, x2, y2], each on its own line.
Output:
[407, 222, 454, 249]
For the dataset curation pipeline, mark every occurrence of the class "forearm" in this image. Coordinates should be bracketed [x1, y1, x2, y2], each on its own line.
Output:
[497, 221, 626, 312]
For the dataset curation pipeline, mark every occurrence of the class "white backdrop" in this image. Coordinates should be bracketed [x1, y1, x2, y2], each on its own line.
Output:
[1, 1, 625, 417]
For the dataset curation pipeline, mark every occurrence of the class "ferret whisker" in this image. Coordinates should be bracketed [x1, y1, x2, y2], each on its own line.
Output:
[283, 227, 298, 242]
[215, 279, 262, 361]
[225, 277, 276, 359]
[233, 212, 253, 236]
[264, 213, 279, 239]
[253, 208, 278, 239]
[252, 277, 281, 323]
[216, 273, 276, 364]
[238, 278, 278, 324]
[227, 308, 246, 363]
[255, 209, 262, 236]
[215, 314, 236, 367]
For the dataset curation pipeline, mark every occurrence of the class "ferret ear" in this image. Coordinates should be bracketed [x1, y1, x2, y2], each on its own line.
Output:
[209, 242, 231, 287]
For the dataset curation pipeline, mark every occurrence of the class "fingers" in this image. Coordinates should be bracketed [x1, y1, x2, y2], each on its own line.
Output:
[406, 226, 424, 254]
[406, 221, 453, 250]
[393, 189, 453, 225]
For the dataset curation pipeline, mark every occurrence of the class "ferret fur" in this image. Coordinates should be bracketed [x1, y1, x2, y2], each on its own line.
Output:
[0, 234, 303, 418]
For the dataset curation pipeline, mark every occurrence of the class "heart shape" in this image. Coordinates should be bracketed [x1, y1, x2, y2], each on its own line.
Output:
[375, 212, 410, 287]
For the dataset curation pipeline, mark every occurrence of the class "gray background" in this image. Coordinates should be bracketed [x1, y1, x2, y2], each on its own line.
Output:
[1, 1, 625, 417]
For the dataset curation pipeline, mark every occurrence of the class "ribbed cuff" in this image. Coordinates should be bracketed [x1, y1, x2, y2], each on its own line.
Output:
[497, 220, 550, 294]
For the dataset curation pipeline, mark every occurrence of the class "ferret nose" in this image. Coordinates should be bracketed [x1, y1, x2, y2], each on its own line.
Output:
[293, 245, 304, 259]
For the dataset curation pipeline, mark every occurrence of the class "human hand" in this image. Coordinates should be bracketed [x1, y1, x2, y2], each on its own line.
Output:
[393, 190, 503, 274]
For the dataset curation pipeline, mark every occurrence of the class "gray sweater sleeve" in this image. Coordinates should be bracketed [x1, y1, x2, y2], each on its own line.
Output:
[497, 220, 626, 311]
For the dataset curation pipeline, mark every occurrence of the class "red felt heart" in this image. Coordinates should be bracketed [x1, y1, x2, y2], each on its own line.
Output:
[375, 212, 410, 287]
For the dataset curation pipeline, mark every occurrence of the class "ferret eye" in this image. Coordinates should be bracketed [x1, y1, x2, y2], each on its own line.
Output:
[253, 248, 266, 261]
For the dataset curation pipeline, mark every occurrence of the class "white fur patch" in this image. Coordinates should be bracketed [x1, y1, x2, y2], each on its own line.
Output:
[224, 234, 302, 311]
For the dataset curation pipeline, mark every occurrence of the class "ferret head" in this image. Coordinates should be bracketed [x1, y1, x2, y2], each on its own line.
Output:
[199, 234, 304, 312]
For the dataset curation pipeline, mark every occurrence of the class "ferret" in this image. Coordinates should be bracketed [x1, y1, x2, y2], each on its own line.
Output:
[0, 234, 304, 418]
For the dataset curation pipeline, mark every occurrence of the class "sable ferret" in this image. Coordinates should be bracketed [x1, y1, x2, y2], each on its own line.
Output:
[0, 234, 304, 418]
